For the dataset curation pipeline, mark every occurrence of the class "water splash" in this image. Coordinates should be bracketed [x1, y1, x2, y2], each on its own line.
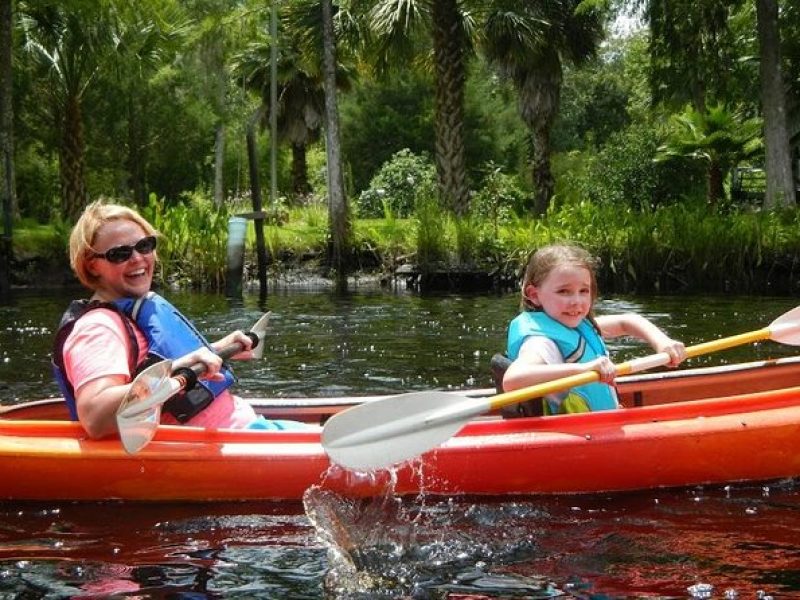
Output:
[302, 485, 556, 599]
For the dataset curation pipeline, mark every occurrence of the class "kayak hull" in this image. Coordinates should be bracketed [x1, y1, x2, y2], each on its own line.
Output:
[3, 357, 800, 501]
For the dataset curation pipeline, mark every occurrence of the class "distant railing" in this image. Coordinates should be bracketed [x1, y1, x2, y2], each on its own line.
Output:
[730, 167, 766, 203]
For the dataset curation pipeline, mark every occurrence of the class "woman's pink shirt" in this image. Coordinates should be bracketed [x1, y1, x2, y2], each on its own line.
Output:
[63, 308, 256, 429]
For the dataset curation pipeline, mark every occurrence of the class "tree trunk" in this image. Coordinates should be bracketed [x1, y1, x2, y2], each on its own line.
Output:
[0, 0, 15, 294]
[518, 60, 561, 217]
[708, 160, 724, 207]
[321, 0, 350, 291]
[291, 143, 311, 197]
[756, 0, 795, 208]
[431, 0, 469, 216]
[214, 124, 225, 207]
[60, 94, 88, 222]
[531, 123, 554, 216]
[0, 0, 15, 226]
[246, 110, 268, 296]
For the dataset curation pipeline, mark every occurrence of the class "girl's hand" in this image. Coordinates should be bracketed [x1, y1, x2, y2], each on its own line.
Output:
[657, 339, 687, 367]
[211, 330, 254, 361]
[588, 356, 617, 383]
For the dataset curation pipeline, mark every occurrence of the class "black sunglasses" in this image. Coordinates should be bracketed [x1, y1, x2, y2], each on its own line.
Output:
[92, 236, 157, 264]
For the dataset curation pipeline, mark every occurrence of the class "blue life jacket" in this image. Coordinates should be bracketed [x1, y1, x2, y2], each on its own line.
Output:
[52, 292, 235, 422]
[506, 311, 619, 413]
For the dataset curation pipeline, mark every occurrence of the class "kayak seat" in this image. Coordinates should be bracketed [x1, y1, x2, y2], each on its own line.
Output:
[490, 353, 512, 393]
[490, 353, 544, 419]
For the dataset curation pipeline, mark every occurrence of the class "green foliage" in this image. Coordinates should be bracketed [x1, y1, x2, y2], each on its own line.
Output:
[12, 217, 70, 260]
[656, 103, 763, 170]
[141, 191, 231, 289]
[14, 193, 800, 295]
[356, 149, 436, 218]
[553, 48, 632, 151]
[556, 122, 706, 209]
[472, 163, 529, 222]
[655, 102, 764, 204]
[354, 213, 415, 273]
[14, 143, 60, 222]
[340, 72, 436, 194]
[414, 185, 448, 272]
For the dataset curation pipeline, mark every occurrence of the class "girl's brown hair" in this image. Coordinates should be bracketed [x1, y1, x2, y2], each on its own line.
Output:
[69, 200, 158, 289]
[520, 244, 599, 311]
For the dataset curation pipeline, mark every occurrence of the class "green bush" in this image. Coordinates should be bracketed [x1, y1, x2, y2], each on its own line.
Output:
[356, 149, 437, 218]
[472, 163, 529, 221]
[560, 122, 705, 210]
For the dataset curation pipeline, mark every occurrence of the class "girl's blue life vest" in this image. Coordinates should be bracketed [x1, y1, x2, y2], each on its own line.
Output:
[506, 311, 619, 414]
[52, 292, 236, 423]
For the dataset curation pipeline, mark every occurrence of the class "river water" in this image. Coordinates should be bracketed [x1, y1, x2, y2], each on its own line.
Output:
[1, 286, 799, 599]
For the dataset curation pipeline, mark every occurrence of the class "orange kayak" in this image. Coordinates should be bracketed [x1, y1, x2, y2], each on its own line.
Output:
[3, 357, 800, 502]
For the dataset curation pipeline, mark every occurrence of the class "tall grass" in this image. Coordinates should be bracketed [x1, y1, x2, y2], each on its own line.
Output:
[141, 193, 231, 288]
[14, 193, 800, 295]
[507, 201, 800, 295]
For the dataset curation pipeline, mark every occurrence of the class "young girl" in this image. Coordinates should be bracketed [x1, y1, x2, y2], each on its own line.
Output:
[502, 244, 687, 415]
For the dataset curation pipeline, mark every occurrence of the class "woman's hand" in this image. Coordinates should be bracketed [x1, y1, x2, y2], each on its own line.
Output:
[172, 347, 226, 381]
[657, 339, 687, 368]
[588, 356, 617, 383]
[211, 330, 255, 361]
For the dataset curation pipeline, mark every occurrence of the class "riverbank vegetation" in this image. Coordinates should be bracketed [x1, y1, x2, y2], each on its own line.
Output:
[13, 186, 800, 295]
[2, 0, 800, 295]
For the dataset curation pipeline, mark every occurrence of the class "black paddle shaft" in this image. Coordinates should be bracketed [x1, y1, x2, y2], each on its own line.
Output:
[171, 331, 260, 391]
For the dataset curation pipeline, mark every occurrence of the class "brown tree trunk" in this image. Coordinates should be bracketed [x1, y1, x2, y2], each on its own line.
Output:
[60, 95, 88, 222]
[321, 0, 350, 291]
[531, 124, 554, 216]
[247, 112, 268, 295]
[431, 0, 469, 216]
[291, 143, 311, 197]
[756, 0, 795, 208]
[0, 0, 15, 294]
[0, 0, 15, 224]
[518, 59, 561, 217]
[708, 160, 724, 207]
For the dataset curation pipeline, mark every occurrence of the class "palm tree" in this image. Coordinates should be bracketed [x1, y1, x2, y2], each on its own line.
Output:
[655, 103, 763, 206]
[368, 0, 473, 215]
[482, 0, 606, 216]
[321, 0, 351, 290]
[17, 0, 113, 221]
[233, 32, 328, 198]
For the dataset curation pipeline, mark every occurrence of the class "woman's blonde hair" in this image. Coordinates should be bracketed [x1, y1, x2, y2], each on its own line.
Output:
[69, 200, 158, 289]
[520, 244, 599, 311]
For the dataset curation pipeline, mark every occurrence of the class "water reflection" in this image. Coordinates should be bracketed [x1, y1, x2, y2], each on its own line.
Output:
[2, 482, 799, 598]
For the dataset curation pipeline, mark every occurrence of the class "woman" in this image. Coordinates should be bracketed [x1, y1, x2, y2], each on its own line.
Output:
[53, 200, 298, 438]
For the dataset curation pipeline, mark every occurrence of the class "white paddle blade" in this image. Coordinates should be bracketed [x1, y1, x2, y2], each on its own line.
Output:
[769, 305, 800, 345]
[116, 360, 174, 454]
[322, 391, 478, 471]
[250, 312, 271, 359]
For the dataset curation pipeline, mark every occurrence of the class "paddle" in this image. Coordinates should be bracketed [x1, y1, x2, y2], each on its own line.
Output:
[322, 306, 800, 471]
[116, 312, 271, 454]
